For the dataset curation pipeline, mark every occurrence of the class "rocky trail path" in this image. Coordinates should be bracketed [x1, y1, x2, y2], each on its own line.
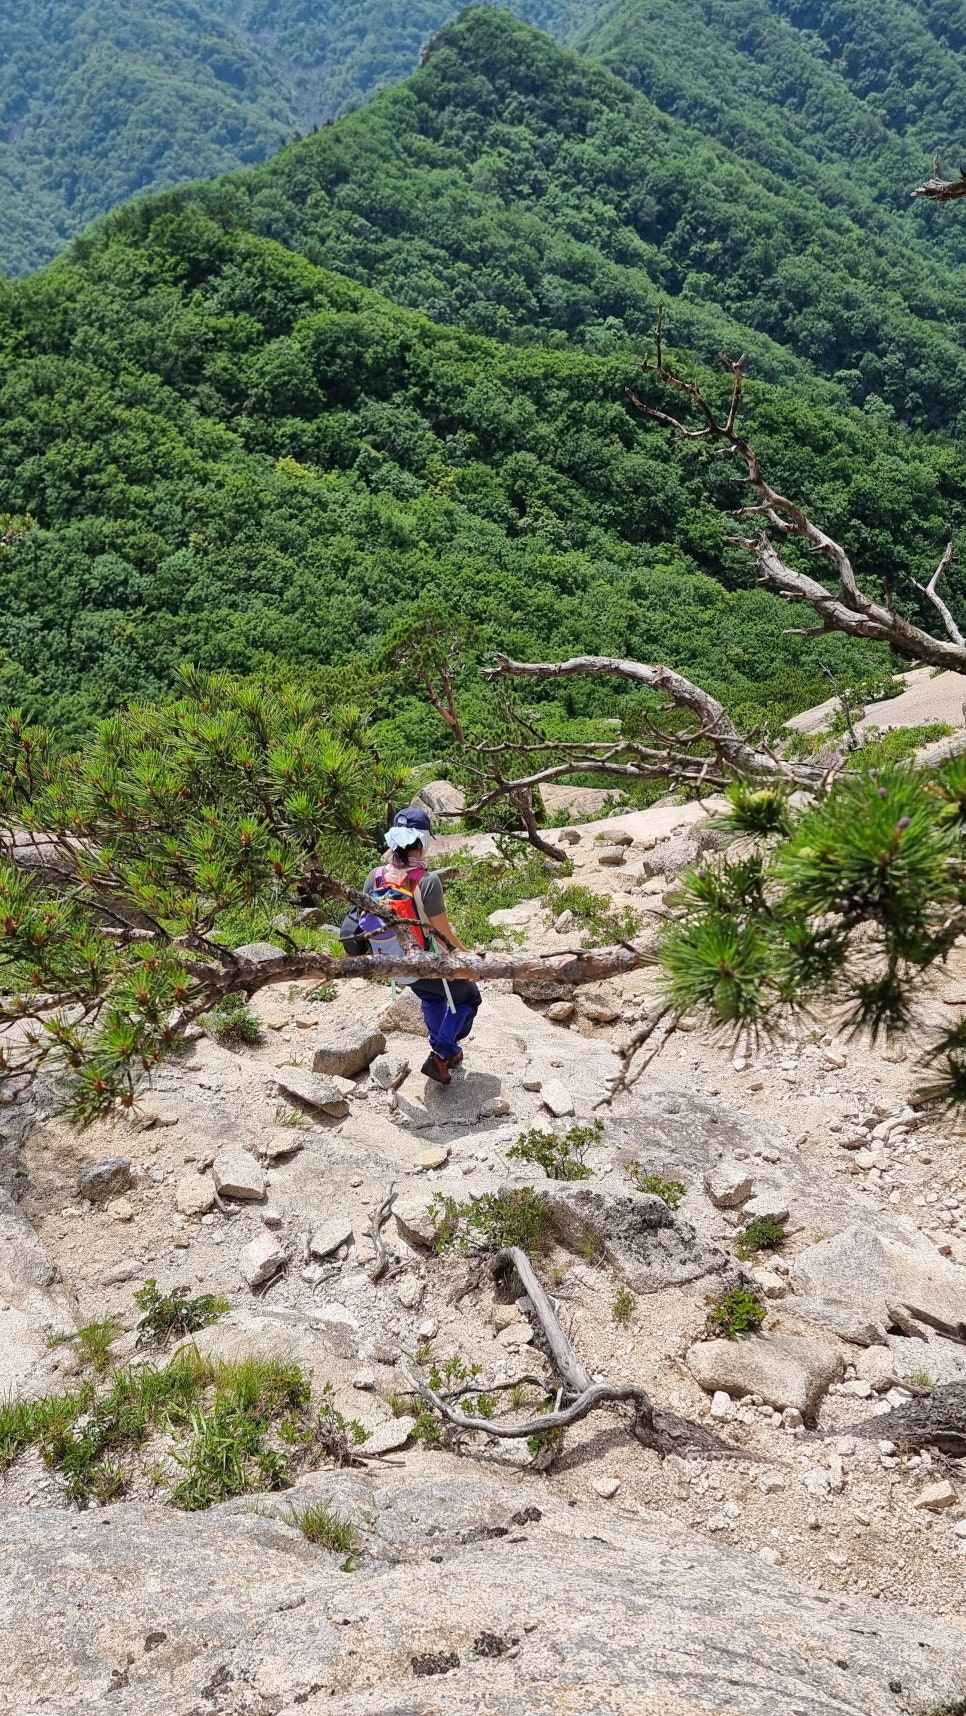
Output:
[3, 797, 966, 1713]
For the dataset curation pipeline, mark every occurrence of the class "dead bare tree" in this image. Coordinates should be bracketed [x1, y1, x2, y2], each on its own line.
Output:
[913, 156, 966, 202]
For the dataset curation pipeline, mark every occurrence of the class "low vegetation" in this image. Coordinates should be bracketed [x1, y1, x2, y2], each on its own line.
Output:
[612, 1286, 636, 1325]
[705, 1288, 766, 1340]
[506, 1120, 601, 1181]
[289, 1498, 358, 1561]
[134, 1281, 230, 1350]
[429, 1188, 550, 1256]
[546, 884, 644, 948]
[629, 1168, 686, 1210]
[48, 1318, 125, 1376]
[206, 995, 265, 1048]
[0, 1350, 367, 1508]
[733, 1217, 787, 1261]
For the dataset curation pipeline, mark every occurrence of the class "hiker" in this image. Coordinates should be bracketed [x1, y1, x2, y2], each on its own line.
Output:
[348, 807, 481, 1085]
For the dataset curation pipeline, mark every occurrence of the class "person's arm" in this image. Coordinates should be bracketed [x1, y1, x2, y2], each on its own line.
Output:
[424, 907, 469, 953]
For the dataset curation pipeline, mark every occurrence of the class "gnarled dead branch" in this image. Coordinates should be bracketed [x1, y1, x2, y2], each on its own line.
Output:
[913, 157, 966, 202]
[628, 305, 966, 675]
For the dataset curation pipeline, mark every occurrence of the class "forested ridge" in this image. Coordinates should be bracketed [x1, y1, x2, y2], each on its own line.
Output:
[0, 0, 592, 277]
[3, 7, 966, 757]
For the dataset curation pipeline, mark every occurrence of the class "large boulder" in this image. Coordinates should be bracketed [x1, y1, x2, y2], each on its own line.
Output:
[792, 1224, 966, 1333]
[312, 1024, 385, 1079]
[687, 1333, 844, 1420]
[543, 1184, 733, 1293]
[411, 780, 465, 817]
[377, 987, 426, 1035]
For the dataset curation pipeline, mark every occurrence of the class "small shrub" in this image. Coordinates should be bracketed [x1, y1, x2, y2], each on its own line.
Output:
[429, 1187, 549, 1255]
[705, 1288, 766, 1340]
[733, 1217, 787, 1261]
[306, 982, 337, 1003]
[290, 1498, 357, 1554]
[506, 1120, 601, 1181]
[612, 1286, 636, 1325]
[629, 1166, 686, 1209]
[205, 994, 263, 1048]
[134, 1280, 229, 1350]
[545, 883, 642, 947]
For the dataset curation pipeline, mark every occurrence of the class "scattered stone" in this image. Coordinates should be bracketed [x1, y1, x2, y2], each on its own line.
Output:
[315, 1302, 362, 1359]
[541, 1078, 575, 1118]
[760, 1473, 785, 1494]
[743, 1191, 791, 1225]
[687, 1334, 844, 1420]
[416, 1319, 438, 1342]
[175, 1174, 215, 1218]
[240, 1233, 286, 1289]
[704, 1161, 754, 1209]
[575, 994, 621, 1024]
[513, 977, 575, 1004]
[824, 1047, 848, 1069]
[108, 1197, 135, 1222]
[371, 1053, 411, 1090]
[274, 1069, 350, 1119]
[752, 1269, 787, 1300]
[547, 1001, 575, 1023]
[593, 1477, 620, 1499]
[416, 1146, 450, 1171]
[309, 1218, 354, 1259]
[394, 1195, 438, 1252]
[364, 1416, 416, 1454]
[312, 1025, 386, 1079]
[233, 941, 286, 965]
[554, 911, 575, 933]
[709, 1390, 734, 1421]
[77, 1156, 133, 1205]
[213, 1148, 266, 1202]
[491, 1305, 522, 1332]
[856, 1346, 896, 1392]
[913, 1480, 956, 1512]
[377, 988, 426, 1034]
[100, 1259, 140, 1286]
[397, 1276, 426, 1311]
[558, 829, 581, 844]
[597, 847, 626, 867]
[262, 1131, 305, 1163]
[352, 1370, 377, 1391]
[480, 1096, 512, 1118]
[497, 1322, 534, 1346]
[521, 1078, 543, 1092]
[262, 1210, 283, 1229]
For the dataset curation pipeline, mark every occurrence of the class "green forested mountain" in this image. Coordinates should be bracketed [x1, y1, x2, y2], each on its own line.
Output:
[580, 0, 966, 271]
[219, 9, 966, 431]
[2, 9, 966, 753]
[0, 0, 591, 277]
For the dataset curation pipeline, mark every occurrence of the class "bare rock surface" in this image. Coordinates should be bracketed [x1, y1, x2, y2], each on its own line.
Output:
[543, 1183, 733, 1293]
[0, 1471, 963, 1716]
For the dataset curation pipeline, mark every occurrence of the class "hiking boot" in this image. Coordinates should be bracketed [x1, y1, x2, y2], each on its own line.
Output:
[448, 1049, 464, 1068]
[421, 1051, 451, 1085]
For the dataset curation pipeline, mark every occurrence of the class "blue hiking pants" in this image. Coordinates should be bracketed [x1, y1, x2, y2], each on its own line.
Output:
[409, 979, 481, 1061]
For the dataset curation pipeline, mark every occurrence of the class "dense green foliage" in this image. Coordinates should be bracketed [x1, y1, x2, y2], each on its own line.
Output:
[235, 9, 966, 429]
[3, 165, 963, 739]
[661, 763, 966, 1103]
[0, 0, 592, 276]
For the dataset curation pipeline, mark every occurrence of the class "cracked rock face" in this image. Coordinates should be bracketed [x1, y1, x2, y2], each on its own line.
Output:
[1, 1473, 964, 1716]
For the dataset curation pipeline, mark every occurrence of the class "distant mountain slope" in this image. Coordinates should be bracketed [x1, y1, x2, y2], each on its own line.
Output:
[579, 0, 966, 270]
[211, 8, 966, 429]
[0, 0, 592, 277]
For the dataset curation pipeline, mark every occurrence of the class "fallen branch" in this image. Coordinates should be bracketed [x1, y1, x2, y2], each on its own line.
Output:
[400, 1358, 653, 1441]
[367, 1183, 398, 1284]
[491, 1246, 593, 1393]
